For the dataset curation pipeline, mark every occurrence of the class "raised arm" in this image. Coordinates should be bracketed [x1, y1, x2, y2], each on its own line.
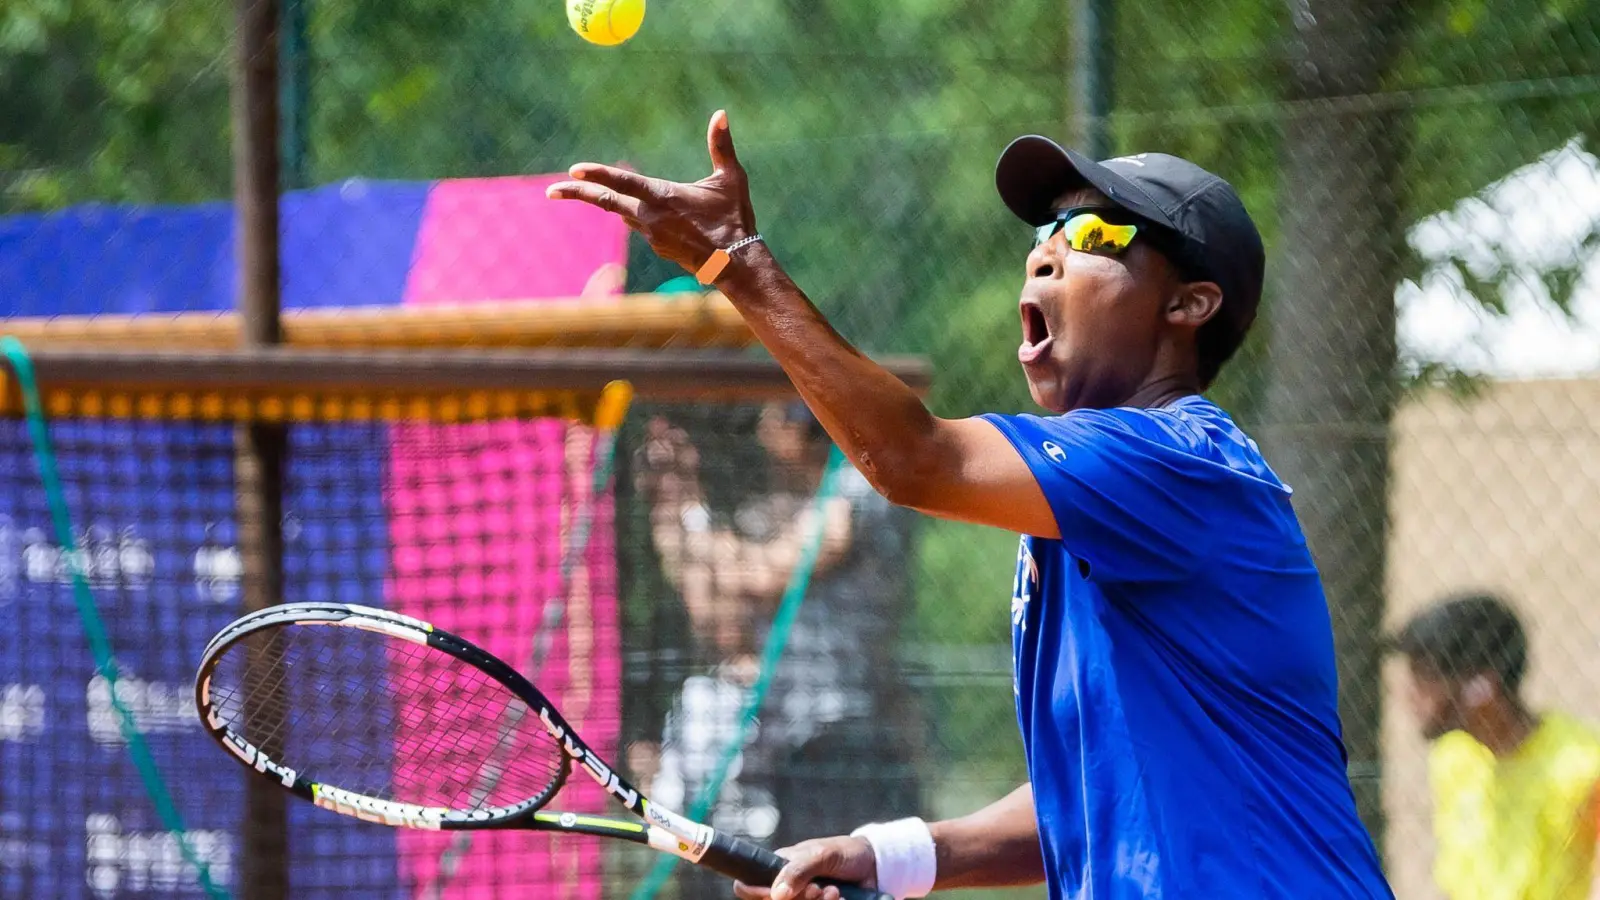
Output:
[646, 491, 853, 605]
[636, 419, 852, 588]
[716, 246, 1056, 540]
[635, 420, 854, 651]
[547, 111, 1059, 540]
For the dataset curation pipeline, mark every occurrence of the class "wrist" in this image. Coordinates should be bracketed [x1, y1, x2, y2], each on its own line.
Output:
[695, 233, 765, 285]
[851, 817, 936, 899]
[711, 239, 786, 297]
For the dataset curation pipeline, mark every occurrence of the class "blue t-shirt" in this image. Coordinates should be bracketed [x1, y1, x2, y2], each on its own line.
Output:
[981, 396, 1393, 899]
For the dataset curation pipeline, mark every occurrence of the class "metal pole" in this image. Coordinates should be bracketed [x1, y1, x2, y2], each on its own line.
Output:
[236, 0, 282, 343]
[231, 1, 289, 897]
[1071, 0, 1115, 159]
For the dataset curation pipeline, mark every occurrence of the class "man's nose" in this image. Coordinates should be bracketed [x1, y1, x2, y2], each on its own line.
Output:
[1026, 241, 1061, 280]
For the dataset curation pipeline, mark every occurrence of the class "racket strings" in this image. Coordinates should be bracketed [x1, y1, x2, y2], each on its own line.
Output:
[209, 623, 566, 812]
[235, 631, 386, 759]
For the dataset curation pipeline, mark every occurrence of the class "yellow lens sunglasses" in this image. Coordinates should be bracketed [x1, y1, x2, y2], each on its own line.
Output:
[1034, 208, 1140, 255]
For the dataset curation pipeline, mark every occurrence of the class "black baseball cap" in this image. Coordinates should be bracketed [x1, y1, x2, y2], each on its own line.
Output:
[1389, 593, 1529, 689]
[995, 135, 1266, 341]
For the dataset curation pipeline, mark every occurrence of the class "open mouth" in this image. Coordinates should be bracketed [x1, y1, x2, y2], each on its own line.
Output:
[1018, 300, 1053, 364]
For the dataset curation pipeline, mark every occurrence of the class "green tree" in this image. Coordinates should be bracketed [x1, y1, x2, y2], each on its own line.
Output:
[1, 1, 230, 210]
[1259, 0, 1413, 849]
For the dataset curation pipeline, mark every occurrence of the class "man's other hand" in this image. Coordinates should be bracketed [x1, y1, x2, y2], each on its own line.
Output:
[731, 835, 879, 900]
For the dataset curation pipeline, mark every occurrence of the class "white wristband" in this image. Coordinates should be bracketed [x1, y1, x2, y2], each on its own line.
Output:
[850, 817, 936, 899]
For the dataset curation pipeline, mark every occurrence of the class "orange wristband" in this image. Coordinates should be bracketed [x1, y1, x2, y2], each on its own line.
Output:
[694, 234, 764, 285]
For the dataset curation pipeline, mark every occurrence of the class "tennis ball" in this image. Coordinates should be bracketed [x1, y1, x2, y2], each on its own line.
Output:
[567, 0, 645, 46]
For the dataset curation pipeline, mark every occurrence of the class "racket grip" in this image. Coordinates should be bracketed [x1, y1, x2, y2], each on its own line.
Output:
[702, 830, 895, 900]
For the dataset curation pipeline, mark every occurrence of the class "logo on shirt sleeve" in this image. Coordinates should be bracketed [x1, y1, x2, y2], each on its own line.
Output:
[1041, 441, 1066, 463]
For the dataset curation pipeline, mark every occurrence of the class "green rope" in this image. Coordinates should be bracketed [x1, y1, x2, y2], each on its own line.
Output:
[0, 336, 229, 900]
[630, 444, 850, 900]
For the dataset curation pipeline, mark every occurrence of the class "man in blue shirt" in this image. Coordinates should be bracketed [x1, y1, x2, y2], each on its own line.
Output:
[549, 112, 1394, 899]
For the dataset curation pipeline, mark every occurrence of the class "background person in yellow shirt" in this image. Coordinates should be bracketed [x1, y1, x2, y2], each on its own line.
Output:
[1393, 593, 1600, 900]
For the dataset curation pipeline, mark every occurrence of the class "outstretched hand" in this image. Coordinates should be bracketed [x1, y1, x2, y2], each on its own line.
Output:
[546, 110, 759, 277]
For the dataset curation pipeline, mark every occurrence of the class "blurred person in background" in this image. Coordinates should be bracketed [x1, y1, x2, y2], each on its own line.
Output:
[1393, 592, 1600, 900]
[629, 401, 921, 896]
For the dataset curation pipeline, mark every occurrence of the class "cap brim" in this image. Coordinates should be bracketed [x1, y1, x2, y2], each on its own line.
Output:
[995, 135, 1176, 230]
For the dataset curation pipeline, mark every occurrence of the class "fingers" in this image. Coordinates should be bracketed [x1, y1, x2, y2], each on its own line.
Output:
[567, 162, 663, 198]
[707, 109, 743, 175]
[550, 112, 753, 268]
[544, 180, 644, 220]
[732, 882, 822, 900]
[768, 844, 835, 900]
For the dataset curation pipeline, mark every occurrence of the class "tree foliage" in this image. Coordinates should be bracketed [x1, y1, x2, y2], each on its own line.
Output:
[6, 0, 1595, 396]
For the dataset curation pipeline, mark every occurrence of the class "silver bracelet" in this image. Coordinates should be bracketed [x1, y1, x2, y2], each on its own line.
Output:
[694, 233, 765, 285]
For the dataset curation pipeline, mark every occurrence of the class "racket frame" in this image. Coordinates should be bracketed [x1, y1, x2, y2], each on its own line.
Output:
[196, 602, 889, 899]
[196, 602, 711, 857]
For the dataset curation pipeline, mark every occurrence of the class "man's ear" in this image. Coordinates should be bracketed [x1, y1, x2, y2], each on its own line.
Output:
[1461, 674, 1495, 708]
[1167, 281, 1223, 329]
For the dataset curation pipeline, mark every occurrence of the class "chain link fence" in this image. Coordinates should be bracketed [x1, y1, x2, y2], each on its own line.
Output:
[4, 1, 1600, 898]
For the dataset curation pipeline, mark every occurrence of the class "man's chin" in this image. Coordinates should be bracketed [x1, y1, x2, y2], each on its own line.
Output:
[1420, 721, 1456, 742]
[1024, 372, 1070, 414]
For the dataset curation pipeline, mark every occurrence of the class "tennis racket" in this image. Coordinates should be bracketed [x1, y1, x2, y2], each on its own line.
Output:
[194, 601, 891, 900]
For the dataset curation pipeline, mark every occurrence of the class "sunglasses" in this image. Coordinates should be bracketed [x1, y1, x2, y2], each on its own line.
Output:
[1033, 207, 1142, 255]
